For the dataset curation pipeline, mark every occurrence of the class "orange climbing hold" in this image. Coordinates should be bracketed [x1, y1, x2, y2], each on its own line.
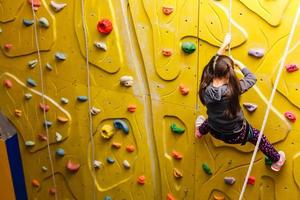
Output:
[112, 142, 122, 149]
[137, 175, 145, 185]
[126, 145, 135, 153]
[32, 179, 40, 187]
[179, 84, 189, 95]
[39, 103, 50, 112]
[97, 19, 113, 34]
[247, 176, 256, 185]
[171, 150, 183, 160]
[14, 109, 22, 117]
[162, 6, 174, 15]
[284, 111, 296, 122]
[3, 79, 12, 88]
[213, 193, 225, 200]
[167, 193, 176, 200]
[57, 116, 69, 123]
[162, 49, 172, 57]
[127, 104, 137, 113]
[38, 133, 47, 141]
[66, 160, 80, 173]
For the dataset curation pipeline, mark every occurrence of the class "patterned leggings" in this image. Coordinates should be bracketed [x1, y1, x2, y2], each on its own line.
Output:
[199, 120, 280, 162]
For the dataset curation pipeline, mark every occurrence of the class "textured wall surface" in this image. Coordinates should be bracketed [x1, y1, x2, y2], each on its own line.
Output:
[0, 0, 300, 199]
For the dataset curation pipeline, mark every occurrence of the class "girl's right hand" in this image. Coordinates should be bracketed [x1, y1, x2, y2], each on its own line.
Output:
[231, 57, 246, 70]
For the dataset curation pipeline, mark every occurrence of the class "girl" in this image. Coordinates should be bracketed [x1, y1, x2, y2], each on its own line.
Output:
[195, 34, 285, 172]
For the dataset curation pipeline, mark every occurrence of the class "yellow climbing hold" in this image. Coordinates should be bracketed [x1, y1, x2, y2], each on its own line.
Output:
[57, 116, 69, 123]
[100, 124, 114, 139]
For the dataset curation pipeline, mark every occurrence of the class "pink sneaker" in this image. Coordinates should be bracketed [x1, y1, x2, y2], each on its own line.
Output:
[271, 151, 286, 172]
[195, 115, 205, 139]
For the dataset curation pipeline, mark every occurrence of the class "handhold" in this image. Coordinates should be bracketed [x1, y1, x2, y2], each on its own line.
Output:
[248, 48, 265, 58]
[57, 116, 68, 123]
[171, 150, 183, 160]
[4, 44, 13, 51]
[94, 42, 107, 51]
[56, 148, 65, 156]
[61, 97, 69, 104]
[137, 175, 145, 185]
[106, 157, 115, 164]
[167, 193, 176, 200]
[97, 19, 113, 34]
[25, 140, 35, 147]
[173, 168, 183, 179]
[179, 84, 189, 95]
[224, 177, 236, 185]
[77, 96, 88, 102]
[50, 0, 67, 12]
[28, 0, 41, 11]
[32, 179, 40, 187]
[202, 163, 212, 175]
[126, 145, 135, 153]
[104, 196, 112, 200]
[247, 176, 255, 185]
[213, 193, 225, 200]
[55, 52, 66, 61]
[113, 119, 129, 134]
[286, 64, 299, 73]
[38, 17, 49, 28]
[56, 132, 62, 142]
[3, 79, 12, 88]
[49, 187, 56, 195]
[284, 111, 296, 122]
[162, 49, 172, 57]
[41, 166, 48, 172]
[66, 160, 80, 172]
[28, 60, 38, 68]
[123, 160, 131, 169]
[162, 6, 174, 15]
[182, 42, 196, 54]
[101, 124, 114, 139]
[15, 109, 22, 117]
[265, 156, 273, 166]
[120, 76, 134, 87]
[38, 133, 47, 141]
[90, 107, 101, 115]
[43, 120, 52, 128]
[170, 123, 185, 134]
[24, 93, 32, 100]
[127, 105, 137, 113]
[39, 103, 50, 112]
[111, 142, 121, 149]
[46, 63, 53, 71]
[27, 78, 37, 87]
[243, 102, 258, 112]
[23, 19, 34, 26]
[93, 160, 102, 169]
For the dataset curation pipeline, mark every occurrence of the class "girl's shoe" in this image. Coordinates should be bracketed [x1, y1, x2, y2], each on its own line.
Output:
[195, 115, 205, 138]
[271, 151, 286, 172]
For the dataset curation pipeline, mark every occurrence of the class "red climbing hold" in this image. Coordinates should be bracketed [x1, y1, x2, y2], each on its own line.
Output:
[4, 44, 13, 51]
[179, 84, 189, 95]
[167, 193, 176, 200]
[66, 160, 80, 173]
[28, 0, 41, 11]
[39, 103, 50, 112]
[126, 145, 135, 153]
[284, 111, 296, 122]
[137, 175, 145, 185]
[127, 104, 137, 113]
[97, 19, 113, 34]
[286, 64, 299, 73]
[49, 187, 56, 195]
[171, 150, 183, 160]
[162, 49, 172, 57]
[162, 6, 174, 15]
[247, 176, 255, 185]
[32, 179, 40, 187]
[3, 79, 12, 88]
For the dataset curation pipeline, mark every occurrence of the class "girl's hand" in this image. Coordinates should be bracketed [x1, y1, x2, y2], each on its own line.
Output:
[231, 57, 246, 70]
[223, 33, 231, 47]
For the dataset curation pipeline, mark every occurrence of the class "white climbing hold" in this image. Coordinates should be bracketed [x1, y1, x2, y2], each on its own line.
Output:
[94, 42, 107, 51]
[55, 52, 66, 61]
[243, 102, 258, 112]
[24, 93, 32, 100]
[90, 107, 101, 115]
[25, 140, 35, 147]
[248, 48, 265, 58]
[120, 76, 134, 87]
[50, 0, 67, 12]
[61, 97, 69, 104]
[56, 132, 62, 142]
[41, 166, 48, 172]
[38, 17, 49, 28]
[46, 63, 53, 71]
[93, 160, 102, 169]
[123, 160, 131, 169]
[28, 60, 38, 68]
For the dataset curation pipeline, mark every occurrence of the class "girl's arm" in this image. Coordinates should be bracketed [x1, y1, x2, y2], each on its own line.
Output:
[217, 33, 231, 55]
[233, 59, 257, 93]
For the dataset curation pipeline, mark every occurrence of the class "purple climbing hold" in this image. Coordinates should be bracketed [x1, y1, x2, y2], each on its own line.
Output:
[224, 177, 236, 185]
[248, 48, 265, 58]
[243, 102, 258, 113]
[43, 120, 52, 128]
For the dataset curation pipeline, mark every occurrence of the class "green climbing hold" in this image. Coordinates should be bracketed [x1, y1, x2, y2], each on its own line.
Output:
[202, 163, 212, 175]
[265, 156, 273, 166]
[170, 123, 185, 134]
[181, 42, 196, 54]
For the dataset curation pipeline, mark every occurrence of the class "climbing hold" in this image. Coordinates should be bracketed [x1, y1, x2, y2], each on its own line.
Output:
[25, 140, 35, 147]
[32, 179, 40, 187]
[286, 64, 299, 73]
[113, 119, 129, 134]
[93, 160, 102, 169]
[171, 150, 183, 160]
[39, 103, 50, 112]
[284, 111, 296, 122]
[248, 48, 265, 58]
[38, 17, 49, 28]
[97, 19, 113, 34]
[56, 132, 62, 142]
[50, 0, 67, 12]
[101, 124, 114, 139]
[123, 160, 131, 169]
[61, 97, 69, 104]
[243, 102, 258, 112]
[104, 196, 112, 200]
[167, 193, 176, 200]
[90, 107, 101, 115]
[162, 6, 174, 15]
[170, 123, 185, 134]
[127, 104, 137, 113]
[28, 59, 38, 69]
[247, 176, 255, 185]
[126, 145, 135, 153]
[46, 63, 53, 71]
[49, 187, 56, 195]
[57, 116, 68, 123]
[202, 163, 212, 175]
[120, 76, 134, 87]
[56, 148, 65, 157]
[179, 84, 189, 95]
[66, 160, 80, 172]
[77, 96, 88, 102]
[41, 166, 48, 172]
[3, 79, 12, 88]
[14, 109, 22, 117]
[28, 0, 41, 11]
[182, 42, 196, 54]
[38, 133, 47, 141]
[162, 49, 172, 57]
[224, 177, 236, 185]
[55, 52, 66, 61]
[213, 193, 225, 200]
[27, 78, 37, 87]
[173, 168, 183, 179]
[23, 19, 34, 26]
[106, 157, 115, 164]
[265, 156, 273, 166]
[24, 93, 32, 100]
[137, 175, 145, 185]
[111, 142, 121, 149]
[43, 120, 52, 128]
[4, 44, 13, 51]
[94, 42, 107, 51]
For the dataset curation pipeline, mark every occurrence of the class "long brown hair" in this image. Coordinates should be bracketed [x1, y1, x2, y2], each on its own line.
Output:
[199, 55, 241, 119]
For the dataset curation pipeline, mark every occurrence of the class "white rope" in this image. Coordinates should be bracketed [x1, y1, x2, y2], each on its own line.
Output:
[80, 0, 96, 199]
[30, 3, 57, 199]
[239, 5, 300, 200]
[228, 0, 232, 56]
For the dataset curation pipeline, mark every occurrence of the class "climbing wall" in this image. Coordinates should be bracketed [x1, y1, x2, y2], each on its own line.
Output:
[0, 0, 300, 199]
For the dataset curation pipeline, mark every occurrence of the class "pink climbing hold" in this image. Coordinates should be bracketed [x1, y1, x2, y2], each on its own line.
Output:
[39, 103, 50, 112]
[127, 104, 137, 113]
[162, 49, 172, 57]
[179, 84, 189, 95]
[171, 150, 183, 160]
[66, 160, 80, 173]
[49, 187, 56, 195]
[28, 0, 41, 11]
[286, 64, 299, 73]
[4, 44, 13, 51]
[247, 176, 255, 185]
[284, 111, 296, 122]
[162, 6, 174, 15]
[97, 19, 113, 34]
[38, 133, 48, 141]
[3, 79, 12, 88]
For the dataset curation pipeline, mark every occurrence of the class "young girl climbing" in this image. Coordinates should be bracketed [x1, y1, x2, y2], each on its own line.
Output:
[195, 34, 285, 172]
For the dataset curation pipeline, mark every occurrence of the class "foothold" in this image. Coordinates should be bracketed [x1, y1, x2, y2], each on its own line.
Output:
[173, 168, 183, 179]
[224, 177, 236, 185]
[101, 124, 114, 139]
[55, 132, 62, 142]
[25, 140, 35, 147]
[15, 109, 22, 117]
[61, 97, 69, 104]
[90, 107, 101, 115]
[38, 17, 49, 28]
[179, 84, 189, 95]
[137, 175, 145, 185]
[286, 64, 299, 73]
[39, 103, 50, 112]
[162, 49, 172, 57]
[46, 63, 53, 71]
[32, 179, 40, 187]
[28, 60, 38, 68]
[265, 156, 273, 166]
[182, 42, 196, 54]
[247, 176, 255, 185]
[50, 0, 67, 12]
[38, 133, 47, 141]
[104, 196, 112, 200]
[123, 160, 131, 169]
[77, 96, 88, 102]
[106, 157, 115, 164]
[55, 52, 66, 61]
[41, 166, 48, 172]
[284, 111, 296, 122]
[57, 116, 69, 123]
[167, 193, 176, 200]
[24, 93, 32, 100]
[248, 48, 265, 58]
[126, 145, 135, 153]
[243, 102, 258, 112]
[111, 142, 121, 149]
[94, 42, 107, 51]
[213, 193, 225, 200]
[120, 76, 134, 87]
[170, 123, 185, 134]
[27, 78, 37, 87]
[66, 160, 80, 172]
[28, 0, 41, 11]
[162, 6, 174, 15]
[43, 120, 52, 128]
[97, 19, 113, 34]
[93, 160, 102, 169]
[56, 148, 65, 156]
[127, 104, 137, 113]
[171, 150, 183, 160]
[3, 79, 12, 88]
[202, 163, 212, 175]
[23, 19, 34, 26]
[49, 187, 56, 195]
[113, 119, 129, 134]
[4, 44, 13, 51]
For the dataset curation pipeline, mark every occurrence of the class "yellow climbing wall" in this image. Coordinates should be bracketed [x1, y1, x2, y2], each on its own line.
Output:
[0, 0, 300, 199]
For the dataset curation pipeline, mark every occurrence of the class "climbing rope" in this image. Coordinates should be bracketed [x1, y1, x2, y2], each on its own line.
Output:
[30, 2, 57, 199]
[228, 0, 232, 56]
[238, 5, 300, 200]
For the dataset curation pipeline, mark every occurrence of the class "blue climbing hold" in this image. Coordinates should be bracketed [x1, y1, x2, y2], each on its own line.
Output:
[106, 157, 115, 164]
[104, 196, 112, 200]
[56, 148, 65, 157]
[113, 119, 129, 134]
[43, 121, 52, 128]
[55, 52, 66, 61]
[27, 78, 37, 87]
[77, 96, 88, 102]
[23, 19, 34, 26]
